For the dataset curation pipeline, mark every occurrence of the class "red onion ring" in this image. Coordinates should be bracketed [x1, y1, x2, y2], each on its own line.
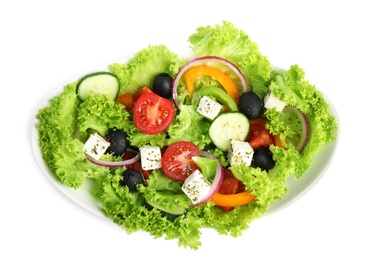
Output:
[283, 106, 310, 153]
[86, 153, 140, 168]
[172, 56, 248, 109]
[191, 150, 224, 207]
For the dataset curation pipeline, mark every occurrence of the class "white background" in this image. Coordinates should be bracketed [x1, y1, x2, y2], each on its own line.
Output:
[1, 0, 389, 259]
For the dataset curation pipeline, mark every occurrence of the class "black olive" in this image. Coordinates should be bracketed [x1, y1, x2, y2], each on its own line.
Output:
[251, 147, 276, 172]
[238, 92, 264, 119]
[106, 128, 130, 156]
[120, 169, 144, 192]
[152, 73, 173, 99]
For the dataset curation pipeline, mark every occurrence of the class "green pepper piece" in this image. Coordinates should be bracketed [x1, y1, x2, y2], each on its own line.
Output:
[192, 86, 238, 111]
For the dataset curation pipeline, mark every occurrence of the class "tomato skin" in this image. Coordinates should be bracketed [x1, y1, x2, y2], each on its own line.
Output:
[133, 92, 174, 134]
[246, 118, 274, 149]
[134, 86, 153, 101]
[161, 141, 200, 182]
[217, 169, 245, 211]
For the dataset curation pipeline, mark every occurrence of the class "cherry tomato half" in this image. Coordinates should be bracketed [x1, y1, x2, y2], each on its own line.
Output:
[133, 92, 174, 134]
[161, 141, 200, 182]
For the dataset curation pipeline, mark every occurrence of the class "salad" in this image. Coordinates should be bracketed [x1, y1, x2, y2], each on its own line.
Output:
[35, 21, 338, 249]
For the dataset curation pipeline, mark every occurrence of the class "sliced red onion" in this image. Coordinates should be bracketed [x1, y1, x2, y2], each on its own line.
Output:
[283, 106, 310, 153]
[172, 56, 248, 109]
[86, 153, 140, 168]
[190, 150, 224, 207]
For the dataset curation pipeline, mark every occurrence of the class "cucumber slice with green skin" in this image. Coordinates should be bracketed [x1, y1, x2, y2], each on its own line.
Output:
[144, 198, 186, 216]
[209, 112, 250, 151]
[76, 71, 119, 101]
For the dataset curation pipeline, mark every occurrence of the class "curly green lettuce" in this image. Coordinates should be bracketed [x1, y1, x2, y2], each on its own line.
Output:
[167, 104, 212, 150]
[93, 168, 203, 250]
[36, 83, 110, 188]
[77, 95, 132, 140]
[265, 65, 338, 178]
[110, 45, 183, 95]
[188, 20, 272, 98]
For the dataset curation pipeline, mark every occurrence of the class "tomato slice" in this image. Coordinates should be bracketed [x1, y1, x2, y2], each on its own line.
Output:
[133, 92, 174, 134]
[161, 141, 200, 182]
[246, 118, 274, 149]
[217, 168, 245, 211]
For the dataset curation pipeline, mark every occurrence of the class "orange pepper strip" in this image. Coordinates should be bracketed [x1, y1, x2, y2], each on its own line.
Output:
[211, 191, 256, 207]
[183, 65, 240, 104]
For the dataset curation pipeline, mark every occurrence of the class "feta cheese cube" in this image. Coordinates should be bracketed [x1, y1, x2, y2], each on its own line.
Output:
[228, 140, 254, 166]
[182, 169, 212, 204]
[264, 91, 286, 111]
[140, 145, 162, 170]
[197, 96, 223, 120]
[83, 133, 110, 160]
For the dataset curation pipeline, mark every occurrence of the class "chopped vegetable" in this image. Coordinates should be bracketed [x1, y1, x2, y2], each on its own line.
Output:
[184, 65, 240, 103]
[76, 71, 119, 101]
[192, 85, 238, 112]
[133, 92, 175, 134]
[211, 191, 256, 207]
[172, 56, 248, 108]
[116, 93, 134, 111]
[208, 112, 250, 151]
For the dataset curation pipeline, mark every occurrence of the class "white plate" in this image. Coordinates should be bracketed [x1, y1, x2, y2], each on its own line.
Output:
[30, 57, 340, 220]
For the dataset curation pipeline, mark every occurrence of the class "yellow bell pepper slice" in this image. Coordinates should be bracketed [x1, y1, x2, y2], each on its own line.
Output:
[183, 65, 240, 104]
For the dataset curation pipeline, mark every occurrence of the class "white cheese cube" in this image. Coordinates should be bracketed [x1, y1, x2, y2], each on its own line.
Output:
[182, 169, 212, 204]
[197, 96, 223, 120]
[228, 140, 254, 166]
[140, 145, 162, 170]
[83, 133, 110, 160]
[264, 91, 286, 111]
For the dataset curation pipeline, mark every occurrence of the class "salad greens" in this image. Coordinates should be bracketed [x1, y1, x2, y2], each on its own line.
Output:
[35, 21, 337, 249]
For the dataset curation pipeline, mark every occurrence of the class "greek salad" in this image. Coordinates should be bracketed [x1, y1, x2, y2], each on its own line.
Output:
[35, 21, 338, 249]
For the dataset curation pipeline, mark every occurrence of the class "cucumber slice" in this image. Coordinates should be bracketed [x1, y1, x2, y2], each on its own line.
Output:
[209, 112, 250, 151]
[145, 198, 186, 217]
[76, 71, 119, 101]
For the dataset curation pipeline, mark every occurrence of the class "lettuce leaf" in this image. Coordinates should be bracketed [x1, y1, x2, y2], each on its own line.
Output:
[167, 104, 211, 150]
[265, 65, 338, 178]
[110, 45, 182, 95]
[93, 167, 202, 250]
[36, 83, 110, 188]
[77, 95, 132, 139]
[188, 21, 272, 98]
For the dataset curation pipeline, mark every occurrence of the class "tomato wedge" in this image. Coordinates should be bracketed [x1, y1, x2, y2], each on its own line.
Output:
[161, 141, 200, 182]
[133, 92, 174, 134]
[246, 118, 274, 149]
[217, 168, 246, 211]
